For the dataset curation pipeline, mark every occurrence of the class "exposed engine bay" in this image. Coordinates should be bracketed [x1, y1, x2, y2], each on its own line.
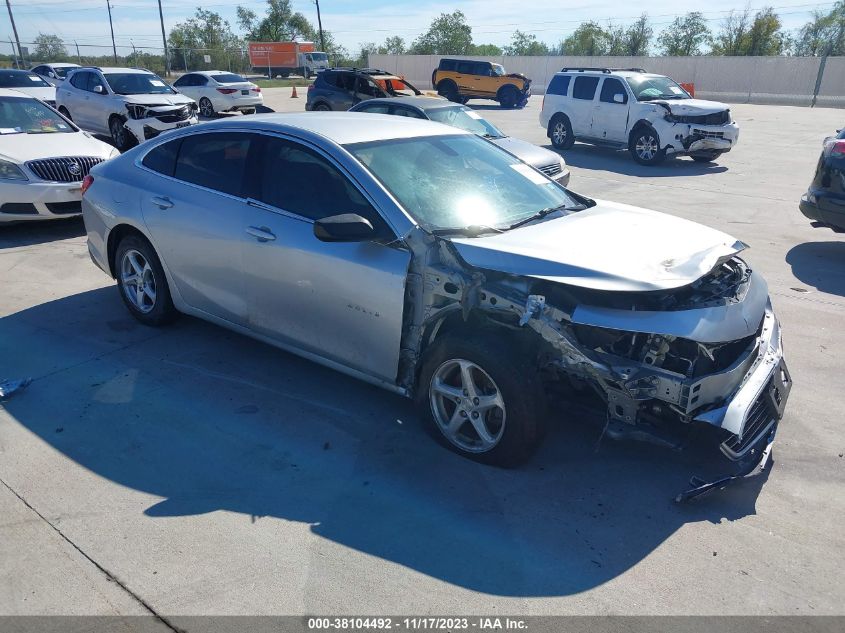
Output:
[398, 229, 791, 501]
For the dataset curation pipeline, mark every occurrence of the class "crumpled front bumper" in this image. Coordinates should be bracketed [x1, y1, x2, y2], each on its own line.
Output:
[666, 121, 740, 155]
[124, 115, 199, 142]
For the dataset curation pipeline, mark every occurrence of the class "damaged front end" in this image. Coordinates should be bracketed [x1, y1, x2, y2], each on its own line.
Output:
[399, 230, 790, 502]
[123, 102, 198, 141]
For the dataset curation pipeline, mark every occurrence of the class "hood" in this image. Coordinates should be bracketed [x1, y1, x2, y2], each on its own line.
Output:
[491, 136, 563, 171]
[0, 130, 114, 163]
[449, 200, 746, 292]
[654, 98, 728, 115]
[506, 73, 530, 84]
[119, 93, 195, 107]
[10, 86, 56, 101]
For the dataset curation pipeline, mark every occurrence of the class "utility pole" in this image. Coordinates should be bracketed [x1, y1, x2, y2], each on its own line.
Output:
[130, 39, 136, 68]
[75, 40, 81, 64]
[157, 0, 170, 77]
[106, 1, 117, 63]
[5, 1, 22, 69]
[314, 0, 325, 52]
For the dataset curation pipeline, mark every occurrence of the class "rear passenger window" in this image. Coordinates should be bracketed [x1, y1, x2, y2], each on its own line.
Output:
[600, 78, 628, 104]
[440, 60, 456, 71]
[456, 62, 473, 74]
[142, 138, 182, 177]
[256, 137, 380, 224]
[174, 132, 253, 197]
[573, 76, 600, 100]
[359, 104, 391, 114]
[395, 107, 424, 119]
[547, 75, 571, 96]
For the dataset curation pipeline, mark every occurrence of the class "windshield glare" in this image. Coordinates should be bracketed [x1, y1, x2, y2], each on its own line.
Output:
[625, 75, 689, 101]
[427, 106, 504, 138]
[347, 135, 577, 232]
[0, 72, 51, 88]
[0, 96, 74, 134]
[104, 73, 174, 95]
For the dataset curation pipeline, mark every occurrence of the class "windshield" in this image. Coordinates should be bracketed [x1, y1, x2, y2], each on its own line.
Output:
[0, 96, 75, 134]
[347, 134, 578, 232]
[427, 106, 504, 139]
[491, 64, 505, 77]
[625, 75, 689, 101]
[53, 66, 75, 78]
[104, 72, 174, 95]
[311, 52, 328, 61]
[0, 72, 51, 88]
[212, 73, 246, 84]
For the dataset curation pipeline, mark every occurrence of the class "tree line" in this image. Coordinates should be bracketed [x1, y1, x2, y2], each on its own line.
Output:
[10, 0, 845, 73]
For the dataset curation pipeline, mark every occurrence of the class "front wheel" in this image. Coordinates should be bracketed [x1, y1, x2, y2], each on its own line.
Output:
[691, 151, 721, 163]
[109, 116, 136, 152]
[115, 235, 177, 327]
[498, 86, 519, 109]
[416, 332, 546, 467]
[630, 127, 666, 165]
[199, 97, 216, 118]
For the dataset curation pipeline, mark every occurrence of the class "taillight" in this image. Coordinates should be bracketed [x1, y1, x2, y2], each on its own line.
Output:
[827, 139, 845, 156]
[307, 83, 315, 91]
[217, 88, 237, 94]
[252, 86, 261, 93]
[81, 175, 94, 196]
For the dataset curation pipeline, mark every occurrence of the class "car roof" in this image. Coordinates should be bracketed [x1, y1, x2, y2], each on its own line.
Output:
[196, 112, 468, 145]
[1, 69, 41, 74]
[48, 63, 79, 68]
[194, 70, 240, 76]
[556, 69, 664, 79]
[0, 87, 40, 98]
[357, 96, 455, 110]
[94, 67, 153, 74]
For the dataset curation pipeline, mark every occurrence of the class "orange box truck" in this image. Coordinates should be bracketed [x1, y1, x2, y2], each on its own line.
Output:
[247, 41, 329, 78]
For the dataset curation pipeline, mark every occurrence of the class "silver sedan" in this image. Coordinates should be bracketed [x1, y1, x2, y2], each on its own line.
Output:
[81, 113, 790, 499]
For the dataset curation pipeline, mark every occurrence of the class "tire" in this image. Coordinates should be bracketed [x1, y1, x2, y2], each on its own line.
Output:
[691, 151, 721, 163]
[58, 106, 72, 121]
[459, 97, 470, 105]
[109, 115, 136, 152]
[497, 85, 520, 109]
[115, 235, 177, 327]
[629, 126, 666, 165]
[416, 331, 546, 467]
[241, 107, 257, 115]
[548, 114, 575, 150]
[199, 97, 215, 118]
[436, 80, 460, 103]
[313, 102, 331, 111]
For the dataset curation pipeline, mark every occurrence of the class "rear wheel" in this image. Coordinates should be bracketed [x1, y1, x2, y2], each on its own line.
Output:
[436, 80, 460, 103]
[630, 127, 666, 165]
[548, 114, 575, 150]
[416, 332, 546, 467]
[313, 102, 331, 111]
[199, 97, 215, 118]
[115, 235, 177, 327]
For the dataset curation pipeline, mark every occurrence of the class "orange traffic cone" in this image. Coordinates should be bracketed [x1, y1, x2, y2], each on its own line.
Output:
[291, 83, 298, 98]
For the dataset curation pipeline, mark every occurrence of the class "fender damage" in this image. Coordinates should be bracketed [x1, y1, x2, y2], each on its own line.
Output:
[397, 215, 791, 502]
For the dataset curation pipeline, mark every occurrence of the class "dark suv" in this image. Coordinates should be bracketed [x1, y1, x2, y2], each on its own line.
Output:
[800, 128, 845, 231]
[306, 68, 423, 111]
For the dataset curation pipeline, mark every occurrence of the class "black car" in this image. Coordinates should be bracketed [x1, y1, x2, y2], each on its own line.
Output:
[800, 128, 845, 231]
[305, 68, 422, 112]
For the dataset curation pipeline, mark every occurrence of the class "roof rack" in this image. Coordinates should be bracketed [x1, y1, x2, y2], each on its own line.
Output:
[559, 67, 647, 74]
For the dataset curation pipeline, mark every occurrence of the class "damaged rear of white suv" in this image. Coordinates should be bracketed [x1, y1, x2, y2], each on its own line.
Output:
[83, 115, 787, 502]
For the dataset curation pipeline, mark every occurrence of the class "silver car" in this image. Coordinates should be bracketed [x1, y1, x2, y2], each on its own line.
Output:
[81, 113, 790, 501]
[350, 96, 570, 185]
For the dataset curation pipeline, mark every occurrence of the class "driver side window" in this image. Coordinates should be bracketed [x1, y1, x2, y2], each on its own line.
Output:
[87, 73, 106, 93]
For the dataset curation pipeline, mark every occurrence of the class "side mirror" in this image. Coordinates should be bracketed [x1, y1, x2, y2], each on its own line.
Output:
[613, 93, 625, 104]
[93, 85, 105, 94]
[314, 213, 376, 242]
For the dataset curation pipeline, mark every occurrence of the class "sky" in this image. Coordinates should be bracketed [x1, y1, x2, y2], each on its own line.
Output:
[3, 0, 839, 58]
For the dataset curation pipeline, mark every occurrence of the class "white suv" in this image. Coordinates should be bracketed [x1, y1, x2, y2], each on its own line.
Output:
[540, 68, 739, 165]
[56, 67, 198, 150]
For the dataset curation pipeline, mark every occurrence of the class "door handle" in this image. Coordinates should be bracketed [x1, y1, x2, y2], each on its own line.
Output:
[246, 226, 276, 242]
[151, 196, 173, 209]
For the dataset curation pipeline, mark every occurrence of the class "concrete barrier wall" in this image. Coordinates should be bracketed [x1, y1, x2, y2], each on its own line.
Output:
[369, 54, 845, 108]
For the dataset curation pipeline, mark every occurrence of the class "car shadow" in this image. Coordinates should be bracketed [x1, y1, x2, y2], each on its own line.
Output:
[786, 241, 845, 297]
[1, 287, 769, 597]
[0, 216, 84, 248]
[553, 143, 728, 178]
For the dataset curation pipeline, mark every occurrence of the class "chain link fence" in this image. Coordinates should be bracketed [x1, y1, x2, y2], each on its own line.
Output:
[1, 40, 257, 78]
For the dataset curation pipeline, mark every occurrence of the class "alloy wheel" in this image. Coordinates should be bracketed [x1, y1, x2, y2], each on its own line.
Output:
[635, 133, 658, 161]
[552, 122, 567, 146]
[199, 98, 215, 117]
[429, 359, 506, 453]
[110, 118, 127, 149]
[120, 249, 157, 314]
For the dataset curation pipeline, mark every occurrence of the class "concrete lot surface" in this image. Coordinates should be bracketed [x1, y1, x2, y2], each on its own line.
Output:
[1, 91, 844, 618]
